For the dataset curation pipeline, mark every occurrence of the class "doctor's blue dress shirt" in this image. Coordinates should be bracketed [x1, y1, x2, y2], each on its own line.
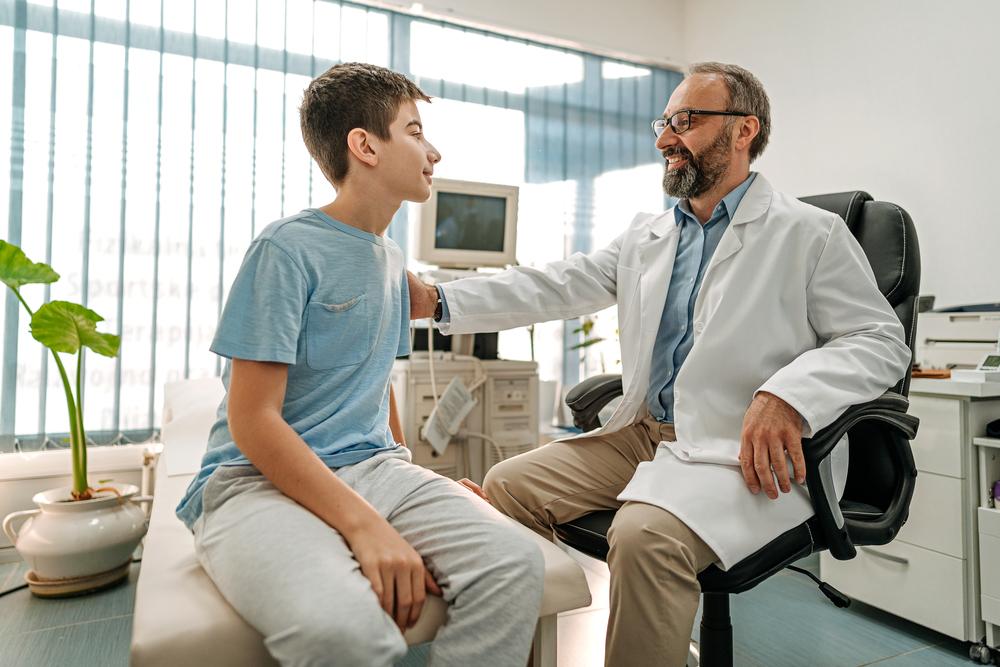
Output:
[645, 173, 756, 423]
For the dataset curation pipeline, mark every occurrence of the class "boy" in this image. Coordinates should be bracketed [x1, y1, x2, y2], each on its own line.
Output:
[176, 63, 544, 667]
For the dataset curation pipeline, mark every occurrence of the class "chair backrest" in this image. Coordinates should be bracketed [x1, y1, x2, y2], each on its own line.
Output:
[798, 191, 921, 546]
[799, 191, 921, 397]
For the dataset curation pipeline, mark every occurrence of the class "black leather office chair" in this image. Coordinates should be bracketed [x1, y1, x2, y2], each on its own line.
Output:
[553, 191, 921, 667]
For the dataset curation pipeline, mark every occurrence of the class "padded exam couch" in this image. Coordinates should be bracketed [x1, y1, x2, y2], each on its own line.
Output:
[130, 378, 592, 666]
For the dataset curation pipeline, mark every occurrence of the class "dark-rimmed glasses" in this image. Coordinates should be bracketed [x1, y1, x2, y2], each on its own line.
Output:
[651, 109, 751, 137]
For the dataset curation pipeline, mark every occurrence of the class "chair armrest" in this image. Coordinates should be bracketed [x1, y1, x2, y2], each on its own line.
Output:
[565, 374, 623, 431]
[802, 390, 919, 561]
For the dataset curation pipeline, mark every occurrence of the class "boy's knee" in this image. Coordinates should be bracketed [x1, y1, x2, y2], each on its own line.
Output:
[265, 612, 407, 667]
[492, 523, 545, 586]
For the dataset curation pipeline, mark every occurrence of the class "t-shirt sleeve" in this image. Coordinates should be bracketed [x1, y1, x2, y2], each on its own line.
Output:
[397, 265, 411, 357]
[210, 239, 309, 364]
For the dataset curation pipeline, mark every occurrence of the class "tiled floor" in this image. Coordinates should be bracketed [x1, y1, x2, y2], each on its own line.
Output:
[0, 552, 979, 666]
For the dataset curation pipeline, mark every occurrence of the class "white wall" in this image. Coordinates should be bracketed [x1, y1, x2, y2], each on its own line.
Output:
[681, 0, 1000, 308]
[405, 0, 684, 67]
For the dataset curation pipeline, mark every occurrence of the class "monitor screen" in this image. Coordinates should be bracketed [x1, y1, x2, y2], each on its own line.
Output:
[433, 192, 507, 252]
[416, 178, 518, 269]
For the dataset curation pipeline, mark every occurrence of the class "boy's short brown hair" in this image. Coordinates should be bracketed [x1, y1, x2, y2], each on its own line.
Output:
[300, 62, 430, 186]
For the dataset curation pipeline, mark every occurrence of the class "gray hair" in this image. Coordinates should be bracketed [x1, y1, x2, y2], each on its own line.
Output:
[689, 62, 771, 162]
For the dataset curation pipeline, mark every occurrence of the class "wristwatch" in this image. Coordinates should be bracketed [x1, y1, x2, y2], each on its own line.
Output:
[433, 296, 443, 322]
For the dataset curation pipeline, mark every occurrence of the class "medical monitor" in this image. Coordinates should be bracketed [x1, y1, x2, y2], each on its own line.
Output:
[416, 178, 518, 269]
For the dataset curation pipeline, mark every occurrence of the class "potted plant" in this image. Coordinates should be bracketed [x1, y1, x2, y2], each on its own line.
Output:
[0, 240, 151, 597]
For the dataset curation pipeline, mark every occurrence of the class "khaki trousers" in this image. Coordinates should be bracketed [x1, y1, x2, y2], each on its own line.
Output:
[483, 416, 718, 667]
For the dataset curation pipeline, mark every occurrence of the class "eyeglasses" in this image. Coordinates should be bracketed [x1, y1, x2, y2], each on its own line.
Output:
[651, 109, 751, 137]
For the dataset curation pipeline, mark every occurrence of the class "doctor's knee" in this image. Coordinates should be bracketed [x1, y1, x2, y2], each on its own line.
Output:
[482, 457, 522, 509]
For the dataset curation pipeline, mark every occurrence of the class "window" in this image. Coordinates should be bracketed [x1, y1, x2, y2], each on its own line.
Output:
[0, 2, 679, 451]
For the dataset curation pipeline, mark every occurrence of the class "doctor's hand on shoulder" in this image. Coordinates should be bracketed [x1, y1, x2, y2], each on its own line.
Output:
[739, 392, 806, 500]
[407, 271, 438, 320]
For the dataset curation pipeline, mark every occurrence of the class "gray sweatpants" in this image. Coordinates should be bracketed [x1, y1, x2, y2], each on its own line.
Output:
[192, 447, 544, 667]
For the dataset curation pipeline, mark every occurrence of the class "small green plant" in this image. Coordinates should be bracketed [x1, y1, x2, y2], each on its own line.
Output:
[569, 315, 622, 374]
[0, 240, 121, 500]
[569, 316, 606, 352]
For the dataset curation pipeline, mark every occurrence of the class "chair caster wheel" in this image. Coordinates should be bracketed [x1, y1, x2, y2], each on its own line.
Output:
[969, 641, 992, 664]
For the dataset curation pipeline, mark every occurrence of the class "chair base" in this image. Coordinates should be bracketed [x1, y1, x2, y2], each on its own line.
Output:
[698, 592, 734, 667]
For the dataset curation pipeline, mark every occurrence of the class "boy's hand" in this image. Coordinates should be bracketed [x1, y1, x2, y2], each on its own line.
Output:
[407, 271, 438, 320]
[343, 514, 442, 630]
[457, 478, 492, 504]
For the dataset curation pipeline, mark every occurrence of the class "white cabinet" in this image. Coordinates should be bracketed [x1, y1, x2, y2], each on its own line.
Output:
[820, 379, 1000, 642]
[973, 439, 1000, 651]
[391, 357, 538, 484]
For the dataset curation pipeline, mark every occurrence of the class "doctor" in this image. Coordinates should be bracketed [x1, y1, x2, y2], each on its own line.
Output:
[410, 62, 910, 666]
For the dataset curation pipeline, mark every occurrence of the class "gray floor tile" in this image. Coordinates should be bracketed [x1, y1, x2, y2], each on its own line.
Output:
[715, 572, 939, 666]
[1, 561, 21, 590]
[0, 563, 139, 637]
[2, 615, 132, 667]
[867, 641, 973, 666]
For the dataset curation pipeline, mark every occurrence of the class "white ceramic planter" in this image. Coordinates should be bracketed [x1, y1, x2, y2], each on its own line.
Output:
[2, 483, 152, 580]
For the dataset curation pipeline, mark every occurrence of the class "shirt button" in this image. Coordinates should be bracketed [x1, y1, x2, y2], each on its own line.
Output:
[694, 321, 704, 333]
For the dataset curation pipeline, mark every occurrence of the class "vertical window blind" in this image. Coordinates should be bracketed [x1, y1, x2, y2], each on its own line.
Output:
[0, 0, 680, 452]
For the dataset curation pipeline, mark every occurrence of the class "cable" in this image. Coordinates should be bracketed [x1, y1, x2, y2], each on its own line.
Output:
[785, 565, 822, 585]
[0, 583, 27, 598]
[461, 430, 505, 465]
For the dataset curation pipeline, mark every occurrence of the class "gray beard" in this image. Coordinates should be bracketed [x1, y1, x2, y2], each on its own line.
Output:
[662, 128, 733, 199]
[662, 160, 701, 198]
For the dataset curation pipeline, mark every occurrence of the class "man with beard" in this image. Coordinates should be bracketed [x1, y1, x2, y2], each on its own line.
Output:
[408, 62, 910, 665]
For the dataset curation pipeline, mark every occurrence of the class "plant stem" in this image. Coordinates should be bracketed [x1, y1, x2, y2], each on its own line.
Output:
[75, 351, 87, 489]
[51, 352, 85, 497]
[12, 288, 34, 318]
[11, 286, 87, 497]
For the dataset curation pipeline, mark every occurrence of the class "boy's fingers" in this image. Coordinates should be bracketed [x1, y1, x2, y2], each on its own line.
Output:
[360, 562, 384, 600]
[394, 571, 412, 630]
[424, 567, 442, 596]
[380, 566, 395, 617]
[458, 478, 492, 504]
[408, 568, 425, 628]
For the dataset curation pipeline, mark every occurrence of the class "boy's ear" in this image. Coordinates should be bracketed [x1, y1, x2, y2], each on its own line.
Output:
[346, 128, 379, 168]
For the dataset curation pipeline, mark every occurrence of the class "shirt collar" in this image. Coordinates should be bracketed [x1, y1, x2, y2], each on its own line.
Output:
[674, 172, 758, 227]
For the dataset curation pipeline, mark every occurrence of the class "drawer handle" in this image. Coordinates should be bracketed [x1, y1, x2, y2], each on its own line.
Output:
[860, 546, 909, 565]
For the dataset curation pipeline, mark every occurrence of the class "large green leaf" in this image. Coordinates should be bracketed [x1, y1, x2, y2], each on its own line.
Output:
[0, 240, 59, 290]
[30, 301, 121, 357]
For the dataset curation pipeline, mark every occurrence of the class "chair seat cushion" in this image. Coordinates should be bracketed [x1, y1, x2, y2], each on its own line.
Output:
[131, 461, 592, 667]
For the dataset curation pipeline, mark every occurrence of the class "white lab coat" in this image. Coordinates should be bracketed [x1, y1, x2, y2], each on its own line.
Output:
[438, 174, 911, 568]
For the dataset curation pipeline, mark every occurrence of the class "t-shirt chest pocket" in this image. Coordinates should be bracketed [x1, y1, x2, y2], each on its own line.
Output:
[305, 294, 371, 370]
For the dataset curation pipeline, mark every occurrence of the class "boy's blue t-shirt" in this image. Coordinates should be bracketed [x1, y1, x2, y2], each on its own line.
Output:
[176, 209, 411, 530]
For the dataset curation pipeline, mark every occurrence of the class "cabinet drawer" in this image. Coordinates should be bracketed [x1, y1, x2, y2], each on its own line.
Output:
[979, 508, 1000, 623]
[820, 541, 966, 639]
[909, 395, 963, 477]
[896, 471, 964, 557]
